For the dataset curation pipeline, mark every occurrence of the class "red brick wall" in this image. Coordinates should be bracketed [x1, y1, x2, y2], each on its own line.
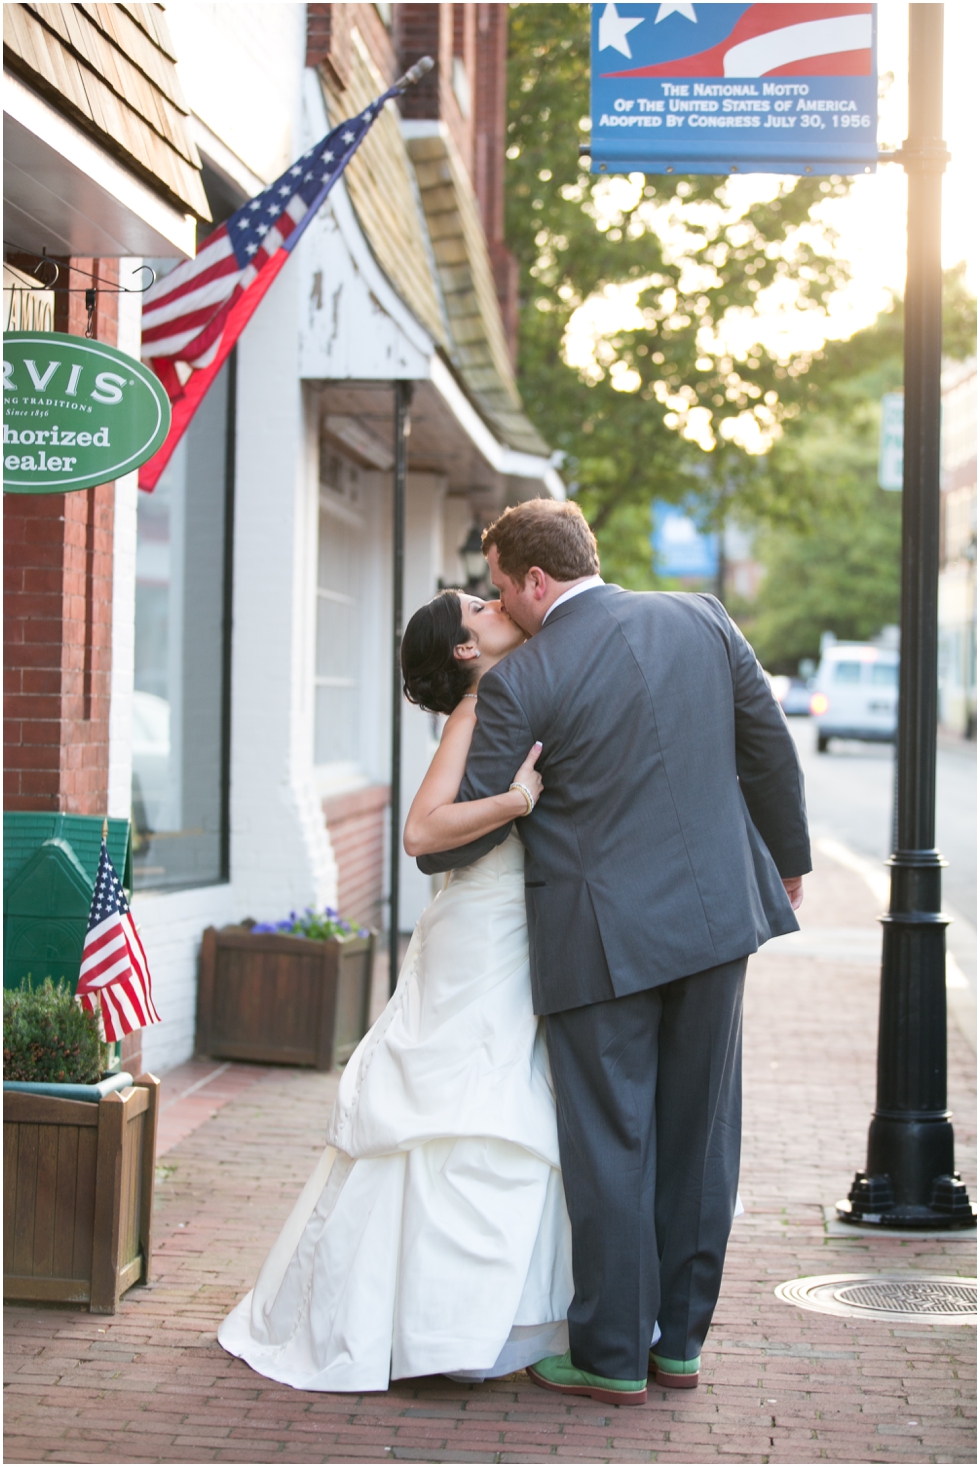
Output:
[393, 3, 442, 119]
[4, 258, 117, 815]
[473, 3, 518, 362]
[490, 241, 519, 367]
[394, 4, 473, 173]
[393, 3, 517, 360]
[306, 2, 350, 88]
[473, 4, 507, 243]
[308, 5, 399, 91]
[323, 784, 390, 930]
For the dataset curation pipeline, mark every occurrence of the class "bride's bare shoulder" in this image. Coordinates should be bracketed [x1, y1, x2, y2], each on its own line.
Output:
[441, 697, 478, 737]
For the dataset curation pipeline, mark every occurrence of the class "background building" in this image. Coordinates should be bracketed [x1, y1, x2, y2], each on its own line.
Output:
[3, 0, 207, 1073]
[4, 3, 560, 1077]
[938, 357, 977, 740]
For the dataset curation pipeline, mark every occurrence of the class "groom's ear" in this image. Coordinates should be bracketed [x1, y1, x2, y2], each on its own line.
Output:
[525, 567, 550, 601]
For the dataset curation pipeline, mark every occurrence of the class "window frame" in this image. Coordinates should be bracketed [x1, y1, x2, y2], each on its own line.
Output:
[130, 350, 236, 893]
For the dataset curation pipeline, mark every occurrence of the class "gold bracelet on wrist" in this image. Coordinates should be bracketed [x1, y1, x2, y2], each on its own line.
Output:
[509, 782, 534, 817]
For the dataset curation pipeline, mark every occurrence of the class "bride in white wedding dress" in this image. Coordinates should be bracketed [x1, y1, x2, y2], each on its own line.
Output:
[218, 590, 574, 1391]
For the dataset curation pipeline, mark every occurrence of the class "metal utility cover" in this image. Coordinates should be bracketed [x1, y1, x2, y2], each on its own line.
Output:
[776, 1273, 977, 1324]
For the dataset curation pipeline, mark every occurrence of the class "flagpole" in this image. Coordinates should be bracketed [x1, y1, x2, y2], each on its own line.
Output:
[389, 381, 413, 996]
[393, 55, 435, 92]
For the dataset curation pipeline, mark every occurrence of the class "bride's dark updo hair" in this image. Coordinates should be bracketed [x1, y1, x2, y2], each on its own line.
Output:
[401, 590, 474, 715]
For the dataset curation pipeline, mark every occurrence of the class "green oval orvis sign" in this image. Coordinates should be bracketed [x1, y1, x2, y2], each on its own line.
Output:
[3, 331, 171, 493]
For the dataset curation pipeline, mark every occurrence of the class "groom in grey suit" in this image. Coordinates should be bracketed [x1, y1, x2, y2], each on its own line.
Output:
[417, 500, 810, 1405]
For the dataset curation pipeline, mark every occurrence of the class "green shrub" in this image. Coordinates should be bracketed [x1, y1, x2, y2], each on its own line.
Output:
[3, 977, 107, 1084]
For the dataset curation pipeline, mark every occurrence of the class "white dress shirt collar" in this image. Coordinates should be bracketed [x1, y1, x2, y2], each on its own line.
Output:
[542, 575, 605, 624]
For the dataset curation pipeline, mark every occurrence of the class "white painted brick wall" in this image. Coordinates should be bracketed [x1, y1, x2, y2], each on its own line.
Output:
[132, 883, 236, 1074]
[124, 260, 342, 1076]
[165, 3, 305, 184]
[104, 14, 487, 1075]
[106, 13, 349, 1077]
[227, 252, 340, 923]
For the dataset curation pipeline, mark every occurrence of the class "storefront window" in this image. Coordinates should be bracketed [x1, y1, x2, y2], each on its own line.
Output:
[131, 361, 233, 889]
[315, 437, 387, 792]
[315, 447, 368, 780]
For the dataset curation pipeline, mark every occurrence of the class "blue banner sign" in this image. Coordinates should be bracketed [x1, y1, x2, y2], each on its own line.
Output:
[652, 502, 718, 579]
[878, 391, 903, 490]
[590, 3, 878, 175]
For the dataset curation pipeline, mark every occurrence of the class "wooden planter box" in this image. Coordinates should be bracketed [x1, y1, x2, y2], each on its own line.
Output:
[196, 926, 375, 1070]
[3, 1074, 159, 1313]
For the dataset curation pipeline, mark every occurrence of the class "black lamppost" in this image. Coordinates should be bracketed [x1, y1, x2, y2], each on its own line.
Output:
[459, 519, 488, 592]
[837, 4, 974, 1230]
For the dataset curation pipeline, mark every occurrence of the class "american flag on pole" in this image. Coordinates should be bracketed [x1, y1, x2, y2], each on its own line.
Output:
[138, 58, 433, 491]
[76, 839, 160, 1042]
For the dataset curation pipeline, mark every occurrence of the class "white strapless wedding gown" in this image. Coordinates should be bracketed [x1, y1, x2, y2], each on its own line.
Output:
[218, 831, 574, 1391]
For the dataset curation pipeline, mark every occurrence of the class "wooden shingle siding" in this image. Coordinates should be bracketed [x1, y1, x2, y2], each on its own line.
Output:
[317, 20, 548, 459]
[321, 27, 447, 350]
[3, 3, 209, 220]
[116, 1, 176, 59]
[407, 132, 550, 457]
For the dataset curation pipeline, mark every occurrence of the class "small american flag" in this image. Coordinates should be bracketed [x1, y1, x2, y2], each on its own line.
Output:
[77, 839, 160, 1042]
[139, 59, 432, 491]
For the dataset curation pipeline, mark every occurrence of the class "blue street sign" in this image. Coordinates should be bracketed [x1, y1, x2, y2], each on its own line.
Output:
[590, 3, 878, 176]
[878, 391, 903, 490]
[651, 502, 718, 579]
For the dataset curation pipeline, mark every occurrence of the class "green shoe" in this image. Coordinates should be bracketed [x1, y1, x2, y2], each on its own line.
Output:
[527, 1350, 647, 1406]
[649, 1352, 700, 1389]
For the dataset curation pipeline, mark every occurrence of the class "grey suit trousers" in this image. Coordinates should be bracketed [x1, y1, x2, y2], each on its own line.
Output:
[545, 956, 746, 1381]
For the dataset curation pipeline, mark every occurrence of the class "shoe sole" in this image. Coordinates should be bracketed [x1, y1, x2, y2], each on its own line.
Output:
[527, 1365, 647, 1406]
[652, 1367, 699, 1390]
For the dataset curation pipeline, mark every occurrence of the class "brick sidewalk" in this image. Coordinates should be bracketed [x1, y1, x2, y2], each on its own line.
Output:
[5, 850, 976, 1465]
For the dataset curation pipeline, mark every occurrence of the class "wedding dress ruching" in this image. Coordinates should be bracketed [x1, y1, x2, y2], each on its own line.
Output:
[218, 831, 573, 1391]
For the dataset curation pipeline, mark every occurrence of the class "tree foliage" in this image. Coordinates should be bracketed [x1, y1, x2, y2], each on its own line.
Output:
[505, 3, 854, 574]
[742, 394, 903, 671]
[740, 265, 976, 670]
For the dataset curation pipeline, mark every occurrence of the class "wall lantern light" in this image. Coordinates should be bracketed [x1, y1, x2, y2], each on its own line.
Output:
[459, 520, 486, 590]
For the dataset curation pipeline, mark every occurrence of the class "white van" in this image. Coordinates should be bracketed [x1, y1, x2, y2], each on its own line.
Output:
[809, 643, 899, 753]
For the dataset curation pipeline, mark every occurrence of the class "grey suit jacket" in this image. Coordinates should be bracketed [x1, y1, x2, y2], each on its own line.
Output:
[418, 585, 811, 1015]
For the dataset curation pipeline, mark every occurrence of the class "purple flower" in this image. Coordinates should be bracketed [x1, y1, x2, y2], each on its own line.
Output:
[245, 903, 368, 944]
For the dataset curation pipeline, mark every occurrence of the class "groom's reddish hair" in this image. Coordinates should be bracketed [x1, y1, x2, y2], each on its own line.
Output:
[482, 500, 599, 586]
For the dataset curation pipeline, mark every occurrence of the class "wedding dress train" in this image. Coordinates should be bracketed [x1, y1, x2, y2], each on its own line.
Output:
[218, 831, 574, 1391]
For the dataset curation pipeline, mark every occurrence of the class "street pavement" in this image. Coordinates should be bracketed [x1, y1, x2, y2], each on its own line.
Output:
[4, 849, 976, 1465]
[788, 717, 977, 995]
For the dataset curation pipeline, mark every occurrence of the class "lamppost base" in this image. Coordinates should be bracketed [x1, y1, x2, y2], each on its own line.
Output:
[837, 1171, 977, 1230]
